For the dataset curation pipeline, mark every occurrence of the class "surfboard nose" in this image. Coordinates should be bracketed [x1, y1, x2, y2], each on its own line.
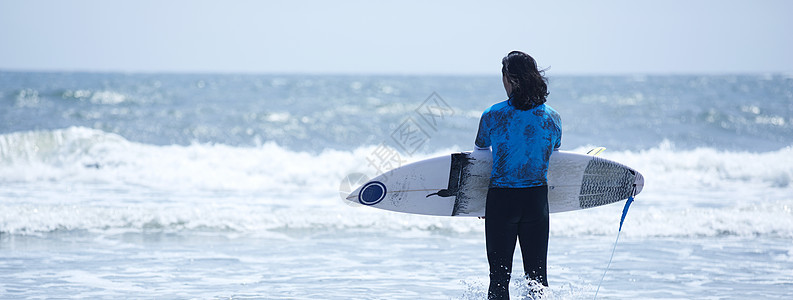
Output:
[345, 187, 361, 203]
[339, 173, 373, 205]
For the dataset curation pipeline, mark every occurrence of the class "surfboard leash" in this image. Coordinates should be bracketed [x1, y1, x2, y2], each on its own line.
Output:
[593, 185, 637, 300]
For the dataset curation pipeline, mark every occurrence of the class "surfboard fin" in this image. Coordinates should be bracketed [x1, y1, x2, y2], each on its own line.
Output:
[586, 147, 607, 156]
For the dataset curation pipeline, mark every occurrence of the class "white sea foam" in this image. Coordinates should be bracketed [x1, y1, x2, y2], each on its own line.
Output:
[0, 128, 791, 237]
[61, 89, 128, 104]
[14, 88, 40, 107]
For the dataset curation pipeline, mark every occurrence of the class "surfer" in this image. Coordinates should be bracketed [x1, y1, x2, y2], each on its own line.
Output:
[474, 51, 562, 299]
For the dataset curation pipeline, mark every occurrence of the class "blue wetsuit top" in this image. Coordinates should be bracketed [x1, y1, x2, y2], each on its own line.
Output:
[475, 100, 562, 188]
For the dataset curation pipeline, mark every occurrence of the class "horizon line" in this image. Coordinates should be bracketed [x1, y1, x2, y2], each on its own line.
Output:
[2, 68, 792, 78]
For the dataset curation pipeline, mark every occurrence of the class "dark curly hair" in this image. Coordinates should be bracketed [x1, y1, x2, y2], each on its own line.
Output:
[501, 51, 549, 110]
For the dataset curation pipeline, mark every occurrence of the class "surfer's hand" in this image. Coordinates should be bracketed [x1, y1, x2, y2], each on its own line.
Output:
[471, 146, 491, 161]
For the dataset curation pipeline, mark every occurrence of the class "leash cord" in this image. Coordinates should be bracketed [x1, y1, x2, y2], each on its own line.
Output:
[593, 186, 636, 300]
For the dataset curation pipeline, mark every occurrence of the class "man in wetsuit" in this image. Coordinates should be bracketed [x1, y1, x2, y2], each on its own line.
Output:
[474, 51, 562, 300]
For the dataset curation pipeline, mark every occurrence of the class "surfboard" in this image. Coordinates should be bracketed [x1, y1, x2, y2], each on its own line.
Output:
[345, 149, 644, 217]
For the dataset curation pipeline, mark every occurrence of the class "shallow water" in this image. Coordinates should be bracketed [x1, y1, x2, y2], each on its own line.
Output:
[1, 72, 792, 299]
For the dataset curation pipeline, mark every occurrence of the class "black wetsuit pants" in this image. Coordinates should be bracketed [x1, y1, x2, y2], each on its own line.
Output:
[485, 186, 549, 300]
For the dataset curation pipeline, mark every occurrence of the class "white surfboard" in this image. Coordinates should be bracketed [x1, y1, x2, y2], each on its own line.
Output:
[345, 150, 644, 217]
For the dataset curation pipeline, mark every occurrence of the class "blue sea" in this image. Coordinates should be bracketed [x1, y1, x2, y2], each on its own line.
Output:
[1, 71, 792, 299]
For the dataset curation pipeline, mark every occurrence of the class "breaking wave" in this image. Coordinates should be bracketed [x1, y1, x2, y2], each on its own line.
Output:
[1, 127, 791, 238]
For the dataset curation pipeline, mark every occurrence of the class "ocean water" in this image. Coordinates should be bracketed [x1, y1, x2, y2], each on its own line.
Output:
[1, 71, 792, 299]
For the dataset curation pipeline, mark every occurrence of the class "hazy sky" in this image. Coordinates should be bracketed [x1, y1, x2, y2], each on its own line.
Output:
[1, 0, 791, 75]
